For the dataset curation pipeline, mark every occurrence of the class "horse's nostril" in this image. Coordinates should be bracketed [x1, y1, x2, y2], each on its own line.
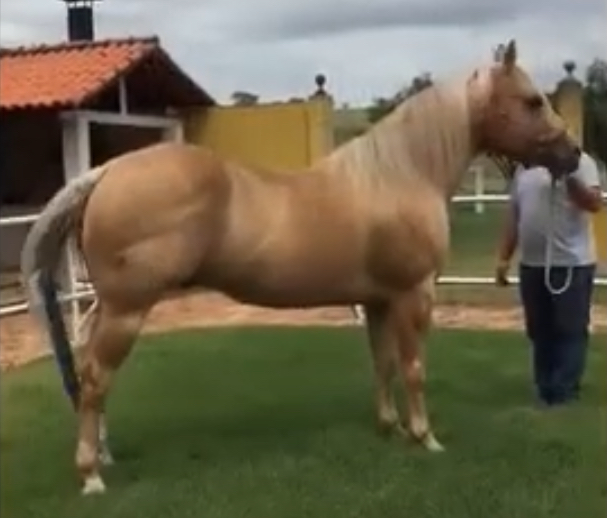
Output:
[574, 145, 582, 157]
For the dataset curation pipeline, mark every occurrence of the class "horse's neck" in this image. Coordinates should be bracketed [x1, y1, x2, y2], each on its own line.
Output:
[314, 81, 477, 200]
[391, 84, 476, 197]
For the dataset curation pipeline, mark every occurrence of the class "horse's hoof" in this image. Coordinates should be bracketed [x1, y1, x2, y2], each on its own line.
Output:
[405, 427, 445, 452]
[420, 432, 445, 453]
[81, 475, 106, 495]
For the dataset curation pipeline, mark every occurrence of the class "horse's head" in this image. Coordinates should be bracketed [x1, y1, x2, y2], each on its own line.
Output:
[470, 40, 581, 177]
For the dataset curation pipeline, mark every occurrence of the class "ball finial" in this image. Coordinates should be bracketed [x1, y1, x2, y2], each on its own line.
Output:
[563, 60, 576, 76]
[315, 74, 326, 90]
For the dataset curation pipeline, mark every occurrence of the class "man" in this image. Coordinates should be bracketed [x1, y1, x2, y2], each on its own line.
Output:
[495, 152, 604, 406]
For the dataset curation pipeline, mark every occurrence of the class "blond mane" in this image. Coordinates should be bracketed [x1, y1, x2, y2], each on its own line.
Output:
[321, 74, 479, 196]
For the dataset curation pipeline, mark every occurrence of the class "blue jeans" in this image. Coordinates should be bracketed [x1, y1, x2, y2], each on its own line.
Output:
[518, 264, 595, 405]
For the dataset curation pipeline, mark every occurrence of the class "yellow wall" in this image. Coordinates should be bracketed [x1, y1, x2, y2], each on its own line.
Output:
[554, 79, 607, 267]
[553, 80, 584, 143]
[184, 98, 333, 171]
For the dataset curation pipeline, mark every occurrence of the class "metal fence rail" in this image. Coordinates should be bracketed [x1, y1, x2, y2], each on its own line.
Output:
[1, 185, 606, 328]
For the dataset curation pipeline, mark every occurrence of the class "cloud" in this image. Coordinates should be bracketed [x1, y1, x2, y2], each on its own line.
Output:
[234, 0, 525, 41]
[1, 0, 604, 104]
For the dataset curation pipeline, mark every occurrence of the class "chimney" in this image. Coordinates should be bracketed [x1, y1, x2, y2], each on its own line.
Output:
[62, 0, 101, 42]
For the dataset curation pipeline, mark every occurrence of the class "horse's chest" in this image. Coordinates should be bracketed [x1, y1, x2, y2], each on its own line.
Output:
[367, 204, 449, 289]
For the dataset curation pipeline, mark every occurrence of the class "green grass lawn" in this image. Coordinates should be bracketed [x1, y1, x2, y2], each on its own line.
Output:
[2, 327, 606, 518]
[447, 202, 506, 276]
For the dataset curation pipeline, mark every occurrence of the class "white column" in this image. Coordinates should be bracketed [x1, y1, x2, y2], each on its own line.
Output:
[164, 119, 184, 143]
[473, 165, 485, 215]
[61, 111, 90, 344]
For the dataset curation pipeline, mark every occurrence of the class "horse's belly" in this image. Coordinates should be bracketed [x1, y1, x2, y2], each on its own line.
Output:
[227, 289, 353, 308]
[200, 260, 367, 308]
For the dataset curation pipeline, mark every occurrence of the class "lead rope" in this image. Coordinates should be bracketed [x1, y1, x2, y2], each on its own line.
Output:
[544, 178, 573, 295]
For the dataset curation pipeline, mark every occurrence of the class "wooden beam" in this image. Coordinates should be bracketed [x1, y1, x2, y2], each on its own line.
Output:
[62, 109, 180, 129]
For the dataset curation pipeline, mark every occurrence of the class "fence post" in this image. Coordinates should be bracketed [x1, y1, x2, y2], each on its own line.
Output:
[307, 74, 335, 163]
[473, 166, 485, 215]
[61, 111, 90, 344]
[164, 119, 185, 143]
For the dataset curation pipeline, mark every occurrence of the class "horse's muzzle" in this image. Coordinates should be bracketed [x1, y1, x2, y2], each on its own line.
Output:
[538, 133, 581, 178]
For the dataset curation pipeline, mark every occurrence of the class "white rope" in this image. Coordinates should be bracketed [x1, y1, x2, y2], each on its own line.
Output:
[74, 298, 99, 347]
[544, 178, 573, 295]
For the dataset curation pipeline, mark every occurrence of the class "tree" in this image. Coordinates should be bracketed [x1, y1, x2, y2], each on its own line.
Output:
[583, 59, 607, 167]
[367, 96, 396, 124]
[231, 91, 259, 106]
[366, 72, 434, 123]
[586, 58, 607, 92]
[407, 72, 433, 97]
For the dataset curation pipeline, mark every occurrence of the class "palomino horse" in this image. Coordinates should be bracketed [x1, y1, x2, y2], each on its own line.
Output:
[21, 41, 580, 495]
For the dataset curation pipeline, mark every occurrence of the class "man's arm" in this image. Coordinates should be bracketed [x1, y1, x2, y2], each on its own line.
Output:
[495, 179, 519, 286]
[565, 154, 604, 213]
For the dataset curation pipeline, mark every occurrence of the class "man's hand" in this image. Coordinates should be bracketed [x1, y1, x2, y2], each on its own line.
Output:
[565, 176, 603, 213]
[495, 259, 511, 287]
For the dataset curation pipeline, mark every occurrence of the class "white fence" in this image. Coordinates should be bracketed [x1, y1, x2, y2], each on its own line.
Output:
[0, 106, 184, 333]
[1, 171, 606, 327]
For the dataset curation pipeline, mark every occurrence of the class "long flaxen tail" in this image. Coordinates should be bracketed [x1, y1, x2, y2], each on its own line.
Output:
[20, 165, 106, 408]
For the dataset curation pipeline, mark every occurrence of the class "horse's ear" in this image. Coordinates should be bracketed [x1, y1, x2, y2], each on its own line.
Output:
[502, 40, 517, 69]
[493, 44, 506, 64]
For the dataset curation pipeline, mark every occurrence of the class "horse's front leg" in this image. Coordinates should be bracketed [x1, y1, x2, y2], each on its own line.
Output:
[364, 302, 403, 436]
[390, 279, 444, 452]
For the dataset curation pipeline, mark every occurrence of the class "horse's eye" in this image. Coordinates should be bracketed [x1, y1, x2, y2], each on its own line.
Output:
[524, 95, 544, 111]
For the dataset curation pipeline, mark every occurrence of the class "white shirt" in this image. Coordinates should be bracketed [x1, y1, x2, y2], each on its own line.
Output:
[511, 152, 601, 266]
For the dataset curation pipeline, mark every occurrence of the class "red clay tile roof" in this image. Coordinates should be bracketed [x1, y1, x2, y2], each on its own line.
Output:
[0, 36, 214, 111]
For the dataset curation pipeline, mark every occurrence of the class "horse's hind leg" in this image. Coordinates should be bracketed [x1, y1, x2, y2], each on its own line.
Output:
[364, 303, 402, 436]
[97, 413, 114, 466]
[75, 301, 149, 495]
[391, 279, 444, 452]
[74, 301, 114, 467]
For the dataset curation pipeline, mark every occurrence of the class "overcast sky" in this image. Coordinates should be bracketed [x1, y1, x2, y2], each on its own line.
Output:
[1, 0, 604, 105]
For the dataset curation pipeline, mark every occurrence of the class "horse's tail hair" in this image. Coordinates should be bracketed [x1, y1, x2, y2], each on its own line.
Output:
[20, 165, 106, 407]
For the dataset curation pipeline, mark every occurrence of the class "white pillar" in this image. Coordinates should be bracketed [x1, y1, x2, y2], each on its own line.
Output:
[473, 165, 485, 215]
[61, 111, 90, 344]
[164, 119, 184, 143]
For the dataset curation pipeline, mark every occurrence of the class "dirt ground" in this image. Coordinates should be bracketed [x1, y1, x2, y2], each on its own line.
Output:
[1, 291, 606, 371]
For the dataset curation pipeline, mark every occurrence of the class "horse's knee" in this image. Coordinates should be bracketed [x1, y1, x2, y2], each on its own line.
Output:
[404, 358, 425, 388]
[411, 295, 433, 333]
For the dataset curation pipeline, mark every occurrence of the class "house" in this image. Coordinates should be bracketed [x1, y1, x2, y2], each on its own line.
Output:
[0, 1, 215, 271]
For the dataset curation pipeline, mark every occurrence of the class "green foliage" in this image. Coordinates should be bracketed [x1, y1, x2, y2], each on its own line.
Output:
[583, 58, 607, 166]
[367, 96, 397, 124]
[334, 126, 366, 146]
[230, 91, 259, 106]
[366, 73, 434, 123]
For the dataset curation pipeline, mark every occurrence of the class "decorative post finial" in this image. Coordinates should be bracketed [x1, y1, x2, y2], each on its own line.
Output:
[309, 73, 333, 103]
[313, 73, 327, 96]
[563, 60, 576, 77]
